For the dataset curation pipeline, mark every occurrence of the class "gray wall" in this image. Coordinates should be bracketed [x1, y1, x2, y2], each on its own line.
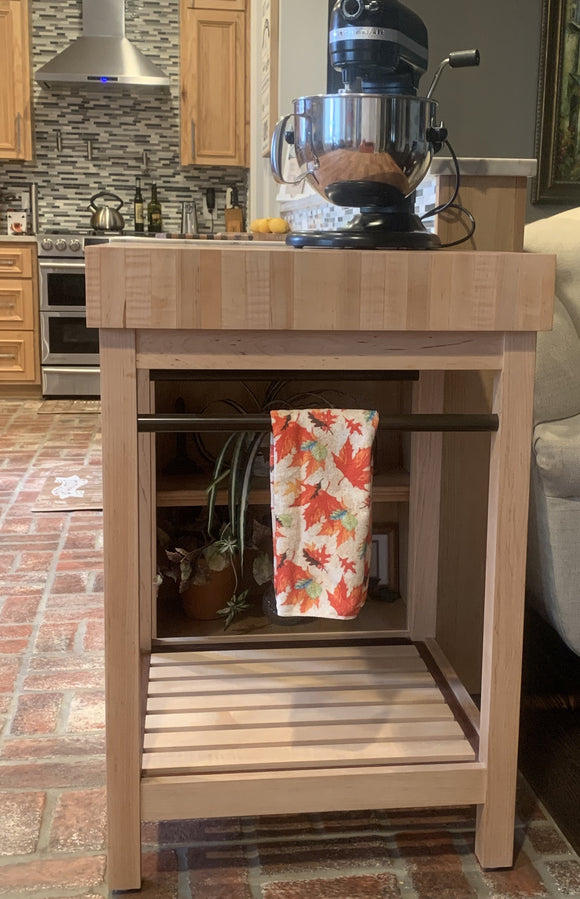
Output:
[412, 0, 544, 160]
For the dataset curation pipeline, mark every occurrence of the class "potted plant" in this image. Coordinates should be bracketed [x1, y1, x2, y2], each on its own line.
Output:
[159, 429, 273, 629]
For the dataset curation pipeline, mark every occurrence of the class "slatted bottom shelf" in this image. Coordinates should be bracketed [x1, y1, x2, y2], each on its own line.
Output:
[142, 643, 476, 780]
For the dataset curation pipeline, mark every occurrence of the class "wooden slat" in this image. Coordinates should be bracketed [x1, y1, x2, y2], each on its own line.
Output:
[141, 762, 487, 821]
[148, 670, 434, 696]
[142, 738, 475, 775]
[144, 719, 464, 752]
[145, 702, 454, 732]
[148, 656, 428, 681]
[146, 685, 444, 713]
[149, 643, 418, 665]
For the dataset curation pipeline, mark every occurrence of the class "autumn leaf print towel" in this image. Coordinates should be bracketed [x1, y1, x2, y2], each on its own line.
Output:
[270, 409, 379, 619]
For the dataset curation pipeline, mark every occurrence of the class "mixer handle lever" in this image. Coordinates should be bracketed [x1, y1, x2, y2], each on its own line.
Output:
[426, 48, 480, 99]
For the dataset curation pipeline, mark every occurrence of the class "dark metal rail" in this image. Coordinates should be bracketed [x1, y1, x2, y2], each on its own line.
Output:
[150, 370, 420, 382]
[137, 413, 499, 434]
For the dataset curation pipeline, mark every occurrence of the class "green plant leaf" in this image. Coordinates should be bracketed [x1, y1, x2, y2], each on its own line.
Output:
[207, 432, 237, 538]
[239, 431, 266, 568]
[229, 432, 248, 538]
[253, 551, 273, 586]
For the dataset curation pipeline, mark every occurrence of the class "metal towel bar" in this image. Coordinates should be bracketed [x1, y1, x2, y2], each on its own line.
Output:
[137, 413, 499, 434]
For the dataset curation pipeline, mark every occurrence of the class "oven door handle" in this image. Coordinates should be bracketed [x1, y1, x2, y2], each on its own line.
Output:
[38, 260, 85, 270]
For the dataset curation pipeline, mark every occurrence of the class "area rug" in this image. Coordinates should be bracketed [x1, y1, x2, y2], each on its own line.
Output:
[37, 400, 101, 414]
[32, 466, 103, 512]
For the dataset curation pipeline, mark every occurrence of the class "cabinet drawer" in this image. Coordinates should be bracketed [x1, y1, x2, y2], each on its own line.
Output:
[0, 246, 33, 278]
[0, 280, 33, 328]
[0, 330, 36, 380]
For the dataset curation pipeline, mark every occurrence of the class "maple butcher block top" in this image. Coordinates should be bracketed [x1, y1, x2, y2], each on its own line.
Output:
[85, 242, 556, 333]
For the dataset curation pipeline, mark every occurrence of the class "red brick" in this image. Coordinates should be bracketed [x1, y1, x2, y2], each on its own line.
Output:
[34, 620, 79, 652]
[44, 593, 104, 621]
[481, 848, 548, 897]
[24, 668, 104, 691]
[83, 619, 104, 650]
[0, 657, 20, 692]
[545, 860, 580, 895]
[57, 550, 103, 570]
[262, 873, 401, 898]
[11, 692, 63, 735]
[67, 691, 106, 732]
[187, 845, 251, 898]
[0, 623, 32, 653]
[0, 791, 46, 855]
[0, 855, 106, 895]
[33, 513, 67, 533]
[49, 787, 106, 851]
[142, 817, 243, 845]
[526, 824, 570, 855]
[0, 596, 41, 623]
[1, 734, 105, 759]
[411, 871, 476, 898]
[137, 849, 179, 898]
[18, 550, 55, 571]
[395, 830, 463, 871]
[0, 551, 17, 573]
[0, 760, 105, 789]
[257, 837, 392, 875]
[51, 571, 91, 593]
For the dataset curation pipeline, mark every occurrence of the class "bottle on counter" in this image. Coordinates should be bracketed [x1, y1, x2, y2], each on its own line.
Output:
[147, 182, 163, 233]
[134, 177, 144, 233]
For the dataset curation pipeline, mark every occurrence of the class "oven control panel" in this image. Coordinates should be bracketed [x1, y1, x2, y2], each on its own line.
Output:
[38, 234, 86, 257]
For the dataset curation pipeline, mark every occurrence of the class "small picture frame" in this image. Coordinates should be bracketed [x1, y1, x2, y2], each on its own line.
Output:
[370, 523, 399, 591]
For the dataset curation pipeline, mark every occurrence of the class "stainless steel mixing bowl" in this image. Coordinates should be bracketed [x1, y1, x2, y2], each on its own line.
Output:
[271, 93, 438, 207]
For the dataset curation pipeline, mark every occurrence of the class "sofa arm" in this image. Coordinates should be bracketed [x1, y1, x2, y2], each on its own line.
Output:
[527, 413, 580, 655]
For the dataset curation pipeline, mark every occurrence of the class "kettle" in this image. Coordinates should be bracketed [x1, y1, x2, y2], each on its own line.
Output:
[88, 191, 125, 232]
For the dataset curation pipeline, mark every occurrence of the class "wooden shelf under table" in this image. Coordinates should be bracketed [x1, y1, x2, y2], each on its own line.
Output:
[140, 641, 484, 822]
[156, 469, 410, 507]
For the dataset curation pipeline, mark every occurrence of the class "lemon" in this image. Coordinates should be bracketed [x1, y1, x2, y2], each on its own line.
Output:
[249, 218, 268, 233]
[268, 217, 290, 234]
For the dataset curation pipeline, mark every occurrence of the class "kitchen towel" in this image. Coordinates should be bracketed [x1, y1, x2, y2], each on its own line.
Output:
[270, 409, 379, 619]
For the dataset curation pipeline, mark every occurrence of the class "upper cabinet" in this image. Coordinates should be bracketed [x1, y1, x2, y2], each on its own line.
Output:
[0, 0, 33, 161]
[180, 1, 249, 167]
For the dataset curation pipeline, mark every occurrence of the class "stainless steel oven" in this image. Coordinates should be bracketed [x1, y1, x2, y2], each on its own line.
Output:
[37, 236, 100, 396]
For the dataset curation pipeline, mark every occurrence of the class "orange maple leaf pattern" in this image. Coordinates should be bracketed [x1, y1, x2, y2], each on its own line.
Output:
[270, 410, 378, 620]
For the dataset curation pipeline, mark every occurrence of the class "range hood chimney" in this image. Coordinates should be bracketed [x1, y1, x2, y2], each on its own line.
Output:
[35, 0, 170, 88]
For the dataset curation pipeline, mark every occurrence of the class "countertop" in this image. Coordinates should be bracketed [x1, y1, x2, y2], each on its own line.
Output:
[0, 235, 38, 243]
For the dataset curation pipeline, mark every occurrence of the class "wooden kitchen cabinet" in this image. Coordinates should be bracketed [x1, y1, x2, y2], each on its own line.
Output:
[180, 3, 248, 166]
[0, 0, 33, 161]
[0, 243, 40, 388]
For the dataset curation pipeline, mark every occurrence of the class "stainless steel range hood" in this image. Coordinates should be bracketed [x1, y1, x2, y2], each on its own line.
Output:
[35, 0, 170, 88]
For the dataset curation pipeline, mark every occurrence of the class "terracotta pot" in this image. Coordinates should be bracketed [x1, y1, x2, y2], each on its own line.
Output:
[181, 560, 239, 621]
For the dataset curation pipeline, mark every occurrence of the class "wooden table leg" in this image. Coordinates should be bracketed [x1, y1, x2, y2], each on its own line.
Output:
[101, 330, 143, 891]
[475, 333, 536, 868]
[407, 371, 445, 641]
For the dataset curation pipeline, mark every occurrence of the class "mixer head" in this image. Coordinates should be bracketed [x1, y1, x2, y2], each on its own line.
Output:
[329, 0, 429, 95]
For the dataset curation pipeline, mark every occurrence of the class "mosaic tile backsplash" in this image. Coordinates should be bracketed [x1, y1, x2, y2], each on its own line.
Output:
[279, 177, 438, 234]
[0, 0, 247, 235]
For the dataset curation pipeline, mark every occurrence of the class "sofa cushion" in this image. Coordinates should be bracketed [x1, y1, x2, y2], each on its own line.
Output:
[525, 207, 580, 335]
[527, 472, 580, 655]
[534, 297, 580, 424]
[533, 412, 580, 498]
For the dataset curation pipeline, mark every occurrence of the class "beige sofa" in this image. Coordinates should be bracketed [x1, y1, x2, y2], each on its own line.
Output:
[524, 207, 580, 656]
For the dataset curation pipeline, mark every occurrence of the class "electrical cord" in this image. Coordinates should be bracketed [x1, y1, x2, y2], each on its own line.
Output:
[420, 139, 477, 248]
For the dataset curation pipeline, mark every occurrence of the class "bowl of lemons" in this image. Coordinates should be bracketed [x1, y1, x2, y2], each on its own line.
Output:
[249, 217, 290, 238]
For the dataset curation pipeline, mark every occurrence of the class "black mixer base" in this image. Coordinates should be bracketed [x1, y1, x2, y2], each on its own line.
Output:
[287, 229, 441, 250]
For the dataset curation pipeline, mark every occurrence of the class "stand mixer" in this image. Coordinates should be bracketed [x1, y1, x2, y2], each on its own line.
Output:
[271, 0, 480, 250]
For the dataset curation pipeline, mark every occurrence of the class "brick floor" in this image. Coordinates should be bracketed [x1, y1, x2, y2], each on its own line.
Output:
[1, 399, 580, 898]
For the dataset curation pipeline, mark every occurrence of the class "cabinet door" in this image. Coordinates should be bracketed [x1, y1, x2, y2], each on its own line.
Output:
[0, 280, 33, 329]
[0, 330, 35, 381]
[0, 0, 33, 161]
[0, 246, 33, 278]
[180, 7, 247, 166]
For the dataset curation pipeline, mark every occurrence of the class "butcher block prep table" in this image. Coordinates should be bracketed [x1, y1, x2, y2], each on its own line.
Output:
[85, 239, 555, 892]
